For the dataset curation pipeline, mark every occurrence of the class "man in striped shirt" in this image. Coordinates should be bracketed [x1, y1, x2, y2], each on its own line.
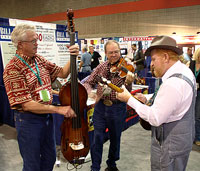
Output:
[3, 23, 77, 171]
[83, 40, 134, 171]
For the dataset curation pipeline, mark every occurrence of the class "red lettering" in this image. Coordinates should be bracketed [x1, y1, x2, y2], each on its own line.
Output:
[38, 34, 42, 41]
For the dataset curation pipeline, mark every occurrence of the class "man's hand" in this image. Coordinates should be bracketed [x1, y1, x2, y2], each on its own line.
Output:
[134, 93, 147, 104]
[125, 71, 135, 85]
[116, 85, 132, 103]
[57, 106, 76, 118]
[67, 44, 79, 56]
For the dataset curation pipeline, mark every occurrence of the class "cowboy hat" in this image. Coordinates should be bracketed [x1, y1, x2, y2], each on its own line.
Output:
[144, 36, 183, 56]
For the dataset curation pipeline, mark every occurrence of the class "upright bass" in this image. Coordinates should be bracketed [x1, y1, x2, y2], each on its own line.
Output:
[59, 9, 90, 165]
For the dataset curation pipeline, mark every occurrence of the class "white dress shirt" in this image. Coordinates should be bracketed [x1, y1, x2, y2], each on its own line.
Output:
[127, 61, 196, 127]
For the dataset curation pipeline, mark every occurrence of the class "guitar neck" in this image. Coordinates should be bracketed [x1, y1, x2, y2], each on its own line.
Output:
[107, 83, 123, 93]
[133, 95, 145, 104]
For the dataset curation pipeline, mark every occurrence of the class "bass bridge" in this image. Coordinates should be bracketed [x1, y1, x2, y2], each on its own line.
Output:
[69, 142, 84, 150]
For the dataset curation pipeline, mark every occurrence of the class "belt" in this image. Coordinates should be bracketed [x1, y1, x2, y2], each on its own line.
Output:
[101, 99, 122, 106]
[14, 110, 50, 118]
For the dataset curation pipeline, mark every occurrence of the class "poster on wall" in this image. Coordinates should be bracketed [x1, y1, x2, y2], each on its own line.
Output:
[55, 29, 79, 84]
[55, 29, 78, 68]
[0, 41, 16, 67]
[36, 27, 57, 64]
[0, 19, 78, 70]
[0, 25, 59, 68]
[0, 26, 16, 67]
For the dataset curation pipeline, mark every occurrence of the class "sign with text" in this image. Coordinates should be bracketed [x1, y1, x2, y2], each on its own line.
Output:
[0, 24, 78, 69]
[123, 36, 154, 41]
[0, 26, 14, 41]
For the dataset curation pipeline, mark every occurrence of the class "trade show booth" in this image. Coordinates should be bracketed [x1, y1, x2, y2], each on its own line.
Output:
[0, 17, 141, 146]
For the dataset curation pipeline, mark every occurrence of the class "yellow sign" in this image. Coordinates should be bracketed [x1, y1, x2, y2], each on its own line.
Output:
[87, 107, 94, 132]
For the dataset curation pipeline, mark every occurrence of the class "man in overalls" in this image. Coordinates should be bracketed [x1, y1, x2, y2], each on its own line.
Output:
[116, 36, 196, 171]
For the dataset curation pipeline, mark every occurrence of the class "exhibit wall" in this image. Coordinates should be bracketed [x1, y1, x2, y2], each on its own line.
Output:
[0, 0, 200, 38]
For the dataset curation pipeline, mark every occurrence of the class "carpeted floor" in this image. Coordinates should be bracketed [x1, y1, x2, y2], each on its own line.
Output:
[0, 123, 200, 171]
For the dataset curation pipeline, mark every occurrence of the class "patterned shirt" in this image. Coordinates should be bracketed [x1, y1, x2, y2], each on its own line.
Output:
[83, 60, 131, 101]
[3, 51, 62, 108]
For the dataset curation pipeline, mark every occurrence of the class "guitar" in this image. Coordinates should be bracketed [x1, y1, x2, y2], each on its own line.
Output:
[97, 76, 151, 130]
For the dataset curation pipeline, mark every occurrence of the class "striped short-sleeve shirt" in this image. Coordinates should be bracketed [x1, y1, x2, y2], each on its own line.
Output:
[3, 52, 62, 108]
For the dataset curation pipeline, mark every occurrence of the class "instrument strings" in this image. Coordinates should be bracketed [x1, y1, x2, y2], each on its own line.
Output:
[70, 32, 83, 160]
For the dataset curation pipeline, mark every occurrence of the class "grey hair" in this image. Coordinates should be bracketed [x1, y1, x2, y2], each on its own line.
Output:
[11, 23, 36, 47]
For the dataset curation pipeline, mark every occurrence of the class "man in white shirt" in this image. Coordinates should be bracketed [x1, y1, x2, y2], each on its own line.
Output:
[116, 36, 196, 171]
[183, 47, 192, 62]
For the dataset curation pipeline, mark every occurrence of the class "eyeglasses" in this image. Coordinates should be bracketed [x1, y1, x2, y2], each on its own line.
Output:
[22, 39, 38, 45]
[107, 50, 120, 55]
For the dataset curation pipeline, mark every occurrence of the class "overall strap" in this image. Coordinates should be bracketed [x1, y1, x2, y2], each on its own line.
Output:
[169, 73, 195, 94]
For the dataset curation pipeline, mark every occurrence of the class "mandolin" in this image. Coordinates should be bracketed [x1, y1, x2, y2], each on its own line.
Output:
[97, 76, 151, 130]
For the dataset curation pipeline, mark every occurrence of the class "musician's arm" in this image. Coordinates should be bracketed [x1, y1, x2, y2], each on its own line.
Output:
[57, 45, 79, 78]
[57, 61, 70, 78]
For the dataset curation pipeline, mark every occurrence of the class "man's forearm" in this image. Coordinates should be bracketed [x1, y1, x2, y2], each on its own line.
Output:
[57, 61, 70, 78]
[21, 100, 59, 114]
[20, 100, 76, 118]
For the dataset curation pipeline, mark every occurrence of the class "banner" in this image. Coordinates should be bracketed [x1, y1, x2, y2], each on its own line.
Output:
[0, 26, 14, 41]
[0, 18, 78, 69]
[123, 36, 154, 41]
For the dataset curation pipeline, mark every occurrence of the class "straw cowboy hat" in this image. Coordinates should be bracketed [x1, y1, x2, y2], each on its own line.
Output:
[145, 36, 183, 56]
